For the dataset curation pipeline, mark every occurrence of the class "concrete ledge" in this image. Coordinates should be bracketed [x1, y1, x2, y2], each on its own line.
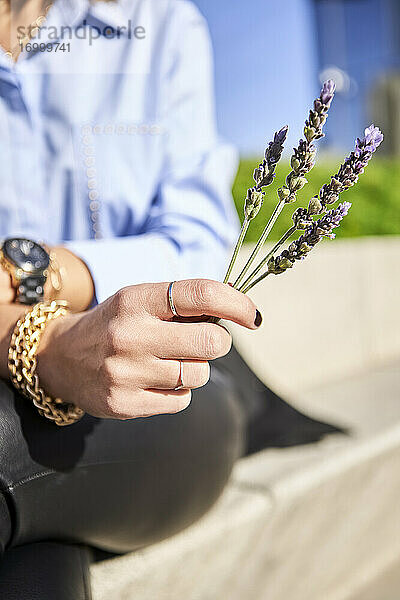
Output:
[230, 237, 400, 394]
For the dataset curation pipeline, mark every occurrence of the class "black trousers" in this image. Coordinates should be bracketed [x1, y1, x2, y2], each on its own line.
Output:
[0, 348, 338, 598]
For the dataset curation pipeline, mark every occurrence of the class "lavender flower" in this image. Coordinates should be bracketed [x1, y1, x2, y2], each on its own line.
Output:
[320, 79, 336, 106]
[239, 122, 382, 294]
[244, 188, 264, 220]
[291, 206, 313, 229]
[278, 80, 336, 205]
[304, 79, 336, 142]
[233, 81, 337, 290]
[361, 124, 384, 154]
[316, 125, 383, 210]
[253, 125, 288, 188]
[267, 202, 351, 275]
[221, 79, 382, 297]
[222, 126, 288, 284]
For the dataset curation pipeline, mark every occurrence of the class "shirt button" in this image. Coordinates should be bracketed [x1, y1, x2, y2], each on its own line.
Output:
[89, 190, 99, 201]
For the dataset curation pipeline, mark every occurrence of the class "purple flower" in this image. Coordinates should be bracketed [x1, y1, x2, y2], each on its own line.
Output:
[274, 125, 289, 145]
[318, 125, 383, 209]
[268, 202, 351, 275]
[253, 125, 288, 187]
[303, 202, 351, 245]
[320, 79, 336, 106]
[355, 124, 384, 157]
[304, 80, 336, 144]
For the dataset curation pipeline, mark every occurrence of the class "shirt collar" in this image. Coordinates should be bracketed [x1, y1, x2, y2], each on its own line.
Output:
[54, 0, 132, 30]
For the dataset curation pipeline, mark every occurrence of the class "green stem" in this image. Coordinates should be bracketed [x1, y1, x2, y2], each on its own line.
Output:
[238, 226, 297, 292]
[223, 218, 249, 284]
[241, 271, 271, 294]
[233, 200, 285, 289]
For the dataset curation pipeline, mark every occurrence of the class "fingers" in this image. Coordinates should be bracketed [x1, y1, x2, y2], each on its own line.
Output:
[135, 389, 193, 417]
[139, 279, 261, 329]
[144, 359, 210, 390]
[151, 321, 232, 360]
[103, 388, 192, 420]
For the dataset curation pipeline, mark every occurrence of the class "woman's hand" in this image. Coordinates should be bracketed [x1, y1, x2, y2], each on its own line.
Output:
[37, 279, 261, 420]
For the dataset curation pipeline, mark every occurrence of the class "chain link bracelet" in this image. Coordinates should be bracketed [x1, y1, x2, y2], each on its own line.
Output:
[8, 300, 84, 426]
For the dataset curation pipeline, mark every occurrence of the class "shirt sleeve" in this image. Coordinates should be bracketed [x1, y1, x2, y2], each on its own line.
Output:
[68, 1, 239, 304]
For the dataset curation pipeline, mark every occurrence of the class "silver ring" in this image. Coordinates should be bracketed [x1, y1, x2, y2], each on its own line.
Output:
[168, 281, 179, 317]
[174, 360, 184, 390]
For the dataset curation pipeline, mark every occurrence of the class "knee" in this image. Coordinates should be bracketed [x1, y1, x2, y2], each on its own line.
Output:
[193, 375, 245, 477]
[127, 376, 245, 550]
[97, 375, 245, 553]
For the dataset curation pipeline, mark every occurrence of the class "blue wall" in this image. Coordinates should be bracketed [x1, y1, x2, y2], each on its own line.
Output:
[193, 0, 319, 156]
[315, 0, 400, 151]
[193, 0, 400, 155]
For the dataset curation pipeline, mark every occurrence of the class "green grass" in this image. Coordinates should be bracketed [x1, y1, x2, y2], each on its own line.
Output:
[232, 158, 400, 242]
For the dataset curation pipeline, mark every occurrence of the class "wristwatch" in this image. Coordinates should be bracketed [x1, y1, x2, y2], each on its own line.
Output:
[0, 238, 50, 305]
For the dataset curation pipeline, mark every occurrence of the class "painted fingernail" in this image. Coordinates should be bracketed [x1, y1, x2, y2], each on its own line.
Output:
[254, 310, 263, 328]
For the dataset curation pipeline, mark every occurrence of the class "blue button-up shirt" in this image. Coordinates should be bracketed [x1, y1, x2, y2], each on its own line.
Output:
[0, 0, 238, 302]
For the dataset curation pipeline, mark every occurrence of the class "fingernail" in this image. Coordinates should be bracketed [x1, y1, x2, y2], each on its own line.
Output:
[254, 310, 263, 328]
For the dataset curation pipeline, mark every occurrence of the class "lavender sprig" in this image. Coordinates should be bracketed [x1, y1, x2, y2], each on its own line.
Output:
[241, 202, 351, 293]
[238, 124, 383, 292]
[253, 126, 289, 188]
[222, 126, 288, 283]
[233, 80, 335, 289]
[312, 124, 384, 212]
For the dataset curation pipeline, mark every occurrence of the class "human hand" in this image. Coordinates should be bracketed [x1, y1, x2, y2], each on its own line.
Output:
[37, 279, 261, 419]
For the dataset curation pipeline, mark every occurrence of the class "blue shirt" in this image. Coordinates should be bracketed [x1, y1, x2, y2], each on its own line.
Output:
[0, 0, 238, 302]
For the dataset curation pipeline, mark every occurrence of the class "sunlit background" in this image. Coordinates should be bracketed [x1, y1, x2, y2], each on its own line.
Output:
[194, 0, 400, 240]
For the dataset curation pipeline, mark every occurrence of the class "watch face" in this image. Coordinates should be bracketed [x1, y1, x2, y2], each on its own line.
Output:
[3, 238, 50, 274]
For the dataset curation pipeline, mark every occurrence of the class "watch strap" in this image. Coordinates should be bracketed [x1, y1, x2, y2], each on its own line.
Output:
[17, 274, 46, 305]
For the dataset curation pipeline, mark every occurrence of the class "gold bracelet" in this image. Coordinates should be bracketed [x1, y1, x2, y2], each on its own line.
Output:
[8, 300, 85, 426]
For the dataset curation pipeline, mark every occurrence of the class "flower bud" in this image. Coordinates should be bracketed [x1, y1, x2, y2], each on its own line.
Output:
[292, 207, 311, 229]
[330, 177, 342, 192]
[326, 193, 339, 205]
[308, 196, 322, 215]
[311, 113, 320, 129]
[290, 157, 301, 172]
[267, 256, 276, 271]
[289, 176, 307, 192]
[244, 189, 264, 220]
[278, 187, 290, 201]
[299, 242, 312, 254]
[285, 193, 297, 204]
[278, 257, 293, 271]
[253, 167, 263, 184]
[304, 126, 315, 143]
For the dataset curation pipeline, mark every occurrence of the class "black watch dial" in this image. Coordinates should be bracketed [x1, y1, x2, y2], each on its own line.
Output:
[3, 238, 50, 273]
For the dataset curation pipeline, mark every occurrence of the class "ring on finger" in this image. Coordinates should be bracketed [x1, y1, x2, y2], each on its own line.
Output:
[168, 281, 179, 317]
[174, 360, 184, 390]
